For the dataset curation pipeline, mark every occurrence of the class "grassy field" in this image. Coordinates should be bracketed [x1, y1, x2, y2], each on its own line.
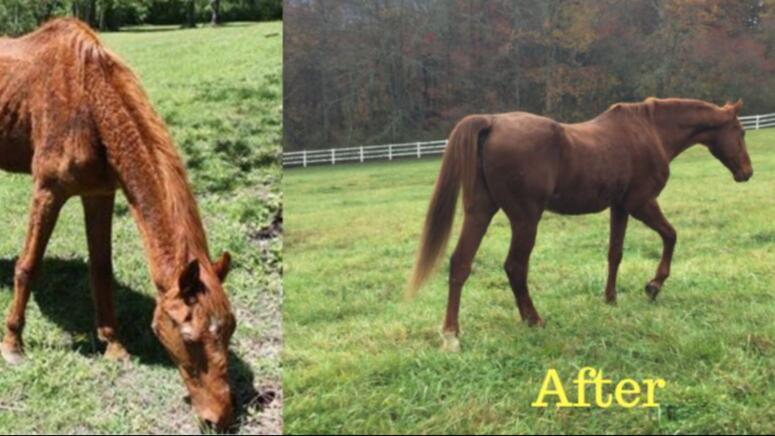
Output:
[0, 22, 282, 433]
[284, 129, 775, 434]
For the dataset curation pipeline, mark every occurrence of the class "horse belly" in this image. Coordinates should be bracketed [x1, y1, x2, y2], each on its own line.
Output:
[0, 136, 33, 174]
[546, 181, 623, 215]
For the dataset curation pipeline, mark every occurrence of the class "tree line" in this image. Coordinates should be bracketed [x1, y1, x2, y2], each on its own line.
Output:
[284, 0, 775, 151]
[0, 0, 282, 34]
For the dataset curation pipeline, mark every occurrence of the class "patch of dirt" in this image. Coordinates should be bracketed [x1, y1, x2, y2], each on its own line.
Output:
[235, 283, 283, 435]
[251, 208, 283, 243]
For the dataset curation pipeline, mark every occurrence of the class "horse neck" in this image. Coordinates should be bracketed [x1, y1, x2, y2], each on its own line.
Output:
[119, 139, 210, 290]
[67, 20, 210, 292]
[649, 100, 728, 161]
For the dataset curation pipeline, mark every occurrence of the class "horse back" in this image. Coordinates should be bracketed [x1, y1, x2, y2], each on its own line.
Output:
[0, 22, 116, 194]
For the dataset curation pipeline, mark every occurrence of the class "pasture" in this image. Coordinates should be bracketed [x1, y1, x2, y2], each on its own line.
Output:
[284, 129, 775, 434]
[0, 22, 282, 433]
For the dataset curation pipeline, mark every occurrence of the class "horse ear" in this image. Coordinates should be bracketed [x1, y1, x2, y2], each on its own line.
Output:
[733, 99, 743, 114]
[213, 251, 231, 282]
[726, 99, 743, 115]
[178, 260, 201, 300]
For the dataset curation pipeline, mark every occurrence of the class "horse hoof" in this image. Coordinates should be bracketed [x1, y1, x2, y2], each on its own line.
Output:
[0, 343, 26, 366]
[527, 317, 545, 328]
[440, 331, 460, 353]
[645, 282, 661, 301]
[605, 295, 617, 305]
[104, 343, 130, 362]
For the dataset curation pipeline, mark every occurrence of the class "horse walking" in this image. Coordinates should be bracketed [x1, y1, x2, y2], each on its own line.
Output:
[409, 98, 752, 352]
[0, 19, 236, 428]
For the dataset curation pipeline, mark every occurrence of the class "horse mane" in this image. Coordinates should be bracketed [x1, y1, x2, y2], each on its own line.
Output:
[606, 99, 657, 119]
[106, 63, 211, 261]
[606, 97, 732, 128]
[35, 19, 211, 267]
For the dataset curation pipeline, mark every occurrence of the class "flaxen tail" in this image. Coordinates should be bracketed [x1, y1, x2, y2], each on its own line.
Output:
[407, 115, 492, 297]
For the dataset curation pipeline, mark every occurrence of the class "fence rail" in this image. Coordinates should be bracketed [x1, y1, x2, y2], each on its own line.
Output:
[284, 112, 775, 168]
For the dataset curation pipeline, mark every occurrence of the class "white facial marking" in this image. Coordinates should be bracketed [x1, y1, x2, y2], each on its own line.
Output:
[209, 318, 220, 335]
[180, 323, 193, 338]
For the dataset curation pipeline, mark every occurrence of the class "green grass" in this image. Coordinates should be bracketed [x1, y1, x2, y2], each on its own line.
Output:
[0, 22, 282, 433]
[284, 129, 775, 434]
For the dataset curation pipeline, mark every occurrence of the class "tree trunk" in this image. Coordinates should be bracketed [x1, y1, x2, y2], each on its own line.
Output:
[210, 0, 220, 26]
[88, 0, 97, 28]
[184, 0, 197, 28]
[98, 4, 107, 31]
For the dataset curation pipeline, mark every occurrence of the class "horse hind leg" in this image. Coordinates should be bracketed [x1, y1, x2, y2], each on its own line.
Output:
[82, 194, 129, 361]
[504, 216, 544, 327]
[2, 186, 65, 365]
[441, 183, 497, 352]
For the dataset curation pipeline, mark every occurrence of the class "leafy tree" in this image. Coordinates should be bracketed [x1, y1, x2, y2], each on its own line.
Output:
[0, 0, 280, 34]
[285, 0, 775, 151]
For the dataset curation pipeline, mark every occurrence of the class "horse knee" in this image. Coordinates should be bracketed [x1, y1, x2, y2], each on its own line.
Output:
[503, 259, 523, 281]
[13, 265, 34, 289]
[609, 249, 623, 265]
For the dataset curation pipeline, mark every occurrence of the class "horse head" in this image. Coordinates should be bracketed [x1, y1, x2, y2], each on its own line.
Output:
[698, 100, 753, 182]
[152, 252, 236, 430]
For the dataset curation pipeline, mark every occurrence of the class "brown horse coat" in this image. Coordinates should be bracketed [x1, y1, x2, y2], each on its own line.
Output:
[410, 98, 752, 351]
[0, 19, 236, 428]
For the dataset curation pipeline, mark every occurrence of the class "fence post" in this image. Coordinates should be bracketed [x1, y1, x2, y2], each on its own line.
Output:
[389, 144, 393, 160]
[360, 146, 364, 163]
[331, 148, 335, 165]
[756, 115, 760, 130]
[303, 150, 307, 168]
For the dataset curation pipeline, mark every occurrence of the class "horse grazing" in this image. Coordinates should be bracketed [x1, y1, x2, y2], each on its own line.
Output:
[0, 19, 236, 428]
[409, 98, 752, 352]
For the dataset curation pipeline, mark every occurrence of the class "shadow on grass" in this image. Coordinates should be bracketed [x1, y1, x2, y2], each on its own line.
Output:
[0, 257, 267, 433]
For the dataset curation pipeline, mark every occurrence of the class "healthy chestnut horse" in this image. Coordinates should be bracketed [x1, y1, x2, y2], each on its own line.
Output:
[0, 19, 236, 428]
[409, 98, 753, 352]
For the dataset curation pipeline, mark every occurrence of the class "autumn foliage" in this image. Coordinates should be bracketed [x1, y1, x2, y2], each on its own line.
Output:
[284, 0, 775, 151]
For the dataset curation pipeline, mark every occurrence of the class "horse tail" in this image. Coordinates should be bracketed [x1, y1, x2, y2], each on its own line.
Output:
[407, 114, 492, 297]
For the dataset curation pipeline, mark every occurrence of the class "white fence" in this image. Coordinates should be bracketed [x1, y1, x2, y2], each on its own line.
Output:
[282, 140, 447, 167]
[284, 112, 775, 168]
[739, 112, 775, 130]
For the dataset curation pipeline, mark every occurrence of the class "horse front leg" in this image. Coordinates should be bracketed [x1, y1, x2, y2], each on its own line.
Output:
[604, 205, 629, 304]
[82, 193, 129, 361]
[2, 186, 65, 364]
[631, 200, 676, 301]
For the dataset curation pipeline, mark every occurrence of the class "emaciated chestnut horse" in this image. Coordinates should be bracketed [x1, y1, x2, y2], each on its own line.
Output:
[409, 98, 752, 352]
[0, 19, 236, 428]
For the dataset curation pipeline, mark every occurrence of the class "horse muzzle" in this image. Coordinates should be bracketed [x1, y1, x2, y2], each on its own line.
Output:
[734, 167, 753, 182]
[186, 378, 234, 432]
[196, 398, 234, 432]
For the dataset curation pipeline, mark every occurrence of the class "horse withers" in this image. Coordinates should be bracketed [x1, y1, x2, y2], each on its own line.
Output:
[0, 19, 237, 429]
[409, 98, 752, 352]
